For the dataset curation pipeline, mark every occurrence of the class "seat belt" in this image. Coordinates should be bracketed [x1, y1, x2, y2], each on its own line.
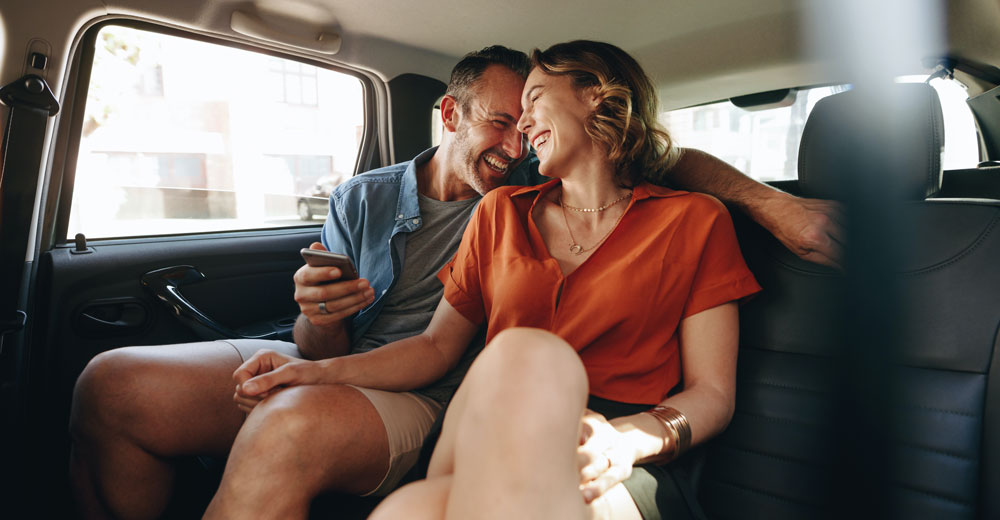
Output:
[0, 74, 59, 344]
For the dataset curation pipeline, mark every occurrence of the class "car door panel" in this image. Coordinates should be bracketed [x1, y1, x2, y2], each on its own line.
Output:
[17, 228, 318, 518]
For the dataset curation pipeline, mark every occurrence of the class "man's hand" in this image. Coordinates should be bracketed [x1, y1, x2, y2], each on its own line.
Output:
[577, 412, 636, 504]
[294, 242, 374, 327]
[759, 193, 845, 269]
[232, 349, 326, 413]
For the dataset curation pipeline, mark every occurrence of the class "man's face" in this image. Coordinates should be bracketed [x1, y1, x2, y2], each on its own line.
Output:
[448, 65, 527, 195]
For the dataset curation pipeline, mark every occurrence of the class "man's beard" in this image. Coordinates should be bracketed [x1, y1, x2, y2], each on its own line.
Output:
[454, 124, 507, 196]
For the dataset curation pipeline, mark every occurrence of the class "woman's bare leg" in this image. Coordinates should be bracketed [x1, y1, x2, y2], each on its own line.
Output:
[372, 327, 644, 520]
[369, 475, 452, 520]
[438, 328, 590, 519]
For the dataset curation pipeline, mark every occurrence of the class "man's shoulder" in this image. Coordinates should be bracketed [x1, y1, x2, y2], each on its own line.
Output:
[333, 162, 411, 200]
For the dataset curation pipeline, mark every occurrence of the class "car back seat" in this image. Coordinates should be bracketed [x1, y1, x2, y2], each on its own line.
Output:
[696, 83, 1000, 520]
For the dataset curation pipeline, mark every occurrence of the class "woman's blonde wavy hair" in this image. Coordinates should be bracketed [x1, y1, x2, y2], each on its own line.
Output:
[530, 41, 681, 187]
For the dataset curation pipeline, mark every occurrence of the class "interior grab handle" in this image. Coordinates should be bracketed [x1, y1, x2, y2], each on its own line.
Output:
[141, 265, 276, 340]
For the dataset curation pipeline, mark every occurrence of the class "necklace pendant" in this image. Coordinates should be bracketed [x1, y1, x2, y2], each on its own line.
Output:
[569, 243, 584, 255]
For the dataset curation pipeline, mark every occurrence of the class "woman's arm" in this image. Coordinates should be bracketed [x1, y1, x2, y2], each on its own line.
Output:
[578, 302, 739, 501]
[611, 301, 739, 460]
[234, 298, 480, 400]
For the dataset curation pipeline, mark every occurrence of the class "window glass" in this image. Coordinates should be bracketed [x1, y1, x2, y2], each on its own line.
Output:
[660, 80, 978, 183]
[661, 86, 848, 182]
[897, 75, 979, 170]
[69, 25, 365, 239]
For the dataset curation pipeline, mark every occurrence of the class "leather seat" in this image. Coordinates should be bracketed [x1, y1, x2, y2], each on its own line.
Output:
[696, 83, 1000, 519]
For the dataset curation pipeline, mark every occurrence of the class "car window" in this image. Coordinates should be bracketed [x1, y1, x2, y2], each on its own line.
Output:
[661, 80, 978, 183]
[68, 25, 365, 239]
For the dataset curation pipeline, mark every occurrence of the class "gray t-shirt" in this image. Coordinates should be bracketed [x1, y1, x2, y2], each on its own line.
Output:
[352, 193, 485, 404]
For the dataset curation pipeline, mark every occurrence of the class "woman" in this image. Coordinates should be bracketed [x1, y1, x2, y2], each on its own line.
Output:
[363, 41, 761, 519]
[236, 40, 759, 519]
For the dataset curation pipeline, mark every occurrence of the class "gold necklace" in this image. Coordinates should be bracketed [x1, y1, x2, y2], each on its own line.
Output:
[558, 191, 632, 255]
[561, 191, 632, 212]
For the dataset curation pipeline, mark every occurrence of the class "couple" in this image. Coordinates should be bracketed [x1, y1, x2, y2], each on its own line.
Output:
[70, 42, 839, 519]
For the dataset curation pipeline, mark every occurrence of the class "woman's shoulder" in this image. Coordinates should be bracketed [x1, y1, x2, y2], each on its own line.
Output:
[641, 184, 729, 217]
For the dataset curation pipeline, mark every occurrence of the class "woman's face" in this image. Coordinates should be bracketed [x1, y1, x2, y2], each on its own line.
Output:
[516, 67, 599, 177]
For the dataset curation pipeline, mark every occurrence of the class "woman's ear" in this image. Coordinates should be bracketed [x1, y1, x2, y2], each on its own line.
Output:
[440, 95, 461, 132]
[583, 86, 603, 111]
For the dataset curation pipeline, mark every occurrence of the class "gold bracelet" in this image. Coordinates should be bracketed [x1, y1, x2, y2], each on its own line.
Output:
[644, 406, 692, 463]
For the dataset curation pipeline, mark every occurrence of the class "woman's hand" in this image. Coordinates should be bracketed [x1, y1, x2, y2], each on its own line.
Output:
[577, 411, 637, 503]
[231, 349, 326, 413]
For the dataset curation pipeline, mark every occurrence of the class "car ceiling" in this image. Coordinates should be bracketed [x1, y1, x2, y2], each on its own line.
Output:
[1, 0, 999, 110]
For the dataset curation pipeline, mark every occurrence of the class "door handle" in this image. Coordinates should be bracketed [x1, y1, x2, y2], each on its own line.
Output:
[141, 265, 278, 340]
[74, 298, 150, 337]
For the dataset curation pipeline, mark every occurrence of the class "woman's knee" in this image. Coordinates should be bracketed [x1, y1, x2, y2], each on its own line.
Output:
[483, 328, 586, 383]
[469, 328, 588, 404]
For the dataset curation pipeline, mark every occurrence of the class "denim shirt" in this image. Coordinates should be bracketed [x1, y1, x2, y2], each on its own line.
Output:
[321, 146, 544, 343]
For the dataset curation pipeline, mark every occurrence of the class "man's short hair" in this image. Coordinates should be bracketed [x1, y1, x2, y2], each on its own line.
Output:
[445, 45, 530, 111]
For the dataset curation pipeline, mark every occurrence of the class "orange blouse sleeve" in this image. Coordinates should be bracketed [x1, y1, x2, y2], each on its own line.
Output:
[436, 194, 494, 326]
[682, 198, 762, 318]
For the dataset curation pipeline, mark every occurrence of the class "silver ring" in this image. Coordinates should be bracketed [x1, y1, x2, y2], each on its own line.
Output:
[318, 301, 329, 314]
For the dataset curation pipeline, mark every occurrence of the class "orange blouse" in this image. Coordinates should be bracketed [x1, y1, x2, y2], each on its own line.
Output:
[438, 179, 761, 404]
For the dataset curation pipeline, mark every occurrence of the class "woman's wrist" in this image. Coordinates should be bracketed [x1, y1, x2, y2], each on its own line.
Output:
[610, 413, 670, 464]
[644, 406, 692, 464]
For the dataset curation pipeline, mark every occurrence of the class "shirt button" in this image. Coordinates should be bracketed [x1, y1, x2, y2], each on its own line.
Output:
[397, 214, 404, 219]
[412, 218, 420, 225]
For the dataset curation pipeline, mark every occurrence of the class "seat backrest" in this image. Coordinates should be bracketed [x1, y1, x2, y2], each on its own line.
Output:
[696, 83, 1000, 520]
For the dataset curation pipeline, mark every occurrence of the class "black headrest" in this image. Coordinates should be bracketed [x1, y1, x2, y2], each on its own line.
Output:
[798, 83, 944, 200]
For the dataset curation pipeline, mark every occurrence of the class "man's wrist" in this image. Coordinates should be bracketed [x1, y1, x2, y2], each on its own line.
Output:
[314, 357, 343, 385]
[742, 186, 793, 234]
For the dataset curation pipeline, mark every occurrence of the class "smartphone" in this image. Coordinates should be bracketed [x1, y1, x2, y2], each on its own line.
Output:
[300, 248, 359, 280]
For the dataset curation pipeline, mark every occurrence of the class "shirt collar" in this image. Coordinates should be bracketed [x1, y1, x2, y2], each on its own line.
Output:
[396, 146, 439, 222]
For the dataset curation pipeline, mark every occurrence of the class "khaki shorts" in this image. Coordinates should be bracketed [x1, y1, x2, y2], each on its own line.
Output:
[223, 339, 443, 496]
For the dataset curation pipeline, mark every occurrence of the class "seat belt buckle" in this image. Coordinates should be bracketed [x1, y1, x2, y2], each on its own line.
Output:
[0, 310, 27, 337]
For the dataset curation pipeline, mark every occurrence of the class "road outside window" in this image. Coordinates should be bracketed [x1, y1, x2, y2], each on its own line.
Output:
[69, 25, 364, 239]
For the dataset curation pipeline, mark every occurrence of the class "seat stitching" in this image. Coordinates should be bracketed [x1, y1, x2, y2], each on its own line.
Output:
[702, 477, 829, 509]
[904, 210, 999, 274]
[897, 403, 980, 418]
[715, 442, 834, 468]
[891, 439, 976, 461]
[891, 480, 974, 508]
[740, 378, 831, 396]
[733, 410, 830, 430]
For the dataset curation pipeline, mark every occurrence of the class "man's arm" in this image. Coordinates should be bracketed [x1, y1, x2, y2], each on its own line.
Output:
[292, 242, 374, 360]
[235, 298, 479, 399]
[667, 148, 844, 269]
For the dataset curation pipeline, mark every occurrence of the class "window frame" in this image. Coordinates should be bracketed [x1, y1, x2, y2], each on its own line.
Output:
[44, 18, 378, 247]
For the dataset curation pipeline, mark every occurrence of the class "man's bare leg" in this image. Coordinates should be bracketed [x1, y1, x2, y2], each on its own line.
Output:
[202, 384, 390, 520]
[69, 342, 249, 520]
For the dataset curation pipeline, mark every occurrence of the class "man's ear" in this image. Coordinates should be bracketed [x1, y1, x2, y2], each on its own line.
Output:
[440, 95, 461, 133]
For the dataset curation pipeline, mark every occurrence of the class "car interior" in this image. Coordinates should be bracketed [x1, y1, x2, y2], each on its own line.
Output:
[1, 0, 999, 518]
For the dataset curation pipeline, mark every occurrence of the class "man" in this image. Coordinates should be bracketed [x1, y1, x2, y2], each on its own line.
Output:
[70, 46, 840, 519]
